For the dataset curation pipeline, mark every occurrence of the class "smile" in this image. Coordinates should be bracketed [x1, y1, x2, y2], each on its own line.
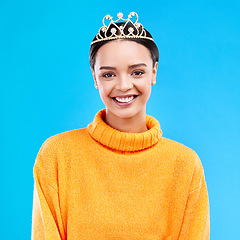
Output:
[115, 96, 134, 103]
[112, 95, 138, 106]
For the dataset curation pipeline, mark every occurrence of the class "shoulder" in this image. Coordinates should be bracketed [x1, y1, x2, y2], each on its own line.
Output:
[34, 128, 90, 179]
[39, 128, 89, 152]
[156, 137, 205, 187]
[35, 128, 90, 165]
[158, 136, 203, 172]
[160, 137, 198, 158]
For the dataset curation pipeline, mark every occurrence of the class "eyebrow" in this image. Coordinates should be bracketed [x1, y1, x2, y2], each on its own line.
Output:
[99, 63, 147, 71]
[129, 63, 147, 69]
[99, 66, 116, 70]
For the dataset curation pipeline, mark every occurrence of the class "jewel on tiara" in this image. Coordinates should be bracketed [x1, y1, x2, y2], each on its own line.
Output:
[91, 12, 154, 45]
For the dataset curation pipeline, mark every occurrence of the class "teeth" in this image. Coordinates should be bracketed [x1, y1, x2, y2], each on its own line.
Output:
[115, 96, 134, 103]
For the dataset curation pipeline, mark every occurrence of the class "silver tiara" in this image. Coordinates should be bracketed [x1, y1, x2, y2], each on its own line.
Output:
[91, 12, 154, 45]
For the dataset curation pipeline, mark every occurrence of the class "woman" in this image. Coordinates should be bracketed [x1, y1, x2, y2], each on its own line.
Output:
[32, 12, 210, 239]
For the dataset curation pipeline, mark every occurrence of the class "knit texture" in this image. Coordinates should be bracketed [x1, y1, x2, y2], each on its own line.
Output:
[32, 110, 210, 239]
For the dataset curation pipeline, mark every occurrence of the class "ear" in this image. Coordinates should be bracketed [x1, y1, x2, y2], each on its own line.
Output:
[151, 62, 158, 85]
[91, 67, 98, 89]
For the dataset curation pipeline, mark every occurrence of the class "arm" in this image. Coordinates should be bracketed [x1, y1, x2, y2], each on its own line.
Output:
[178, 158, 210, 239]
[31, 140, 65, 240]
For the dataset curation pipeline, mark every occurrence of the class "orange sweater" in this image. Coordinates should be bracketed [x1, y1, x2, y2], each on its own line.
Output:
[32, 110, 210, 239]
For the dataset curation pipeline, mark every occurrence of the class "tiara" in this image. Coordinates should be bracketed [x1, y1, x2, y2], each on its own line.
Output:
[91, 12, 154, 45]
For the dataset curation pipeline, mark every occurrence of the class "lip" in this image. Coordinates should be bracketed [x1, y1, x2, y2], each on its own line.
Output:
[112, 94, 138, 106]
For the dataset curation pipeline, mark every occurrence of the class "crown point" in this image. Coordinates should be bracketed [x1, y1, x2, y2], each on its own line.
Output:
[110, 28, 117, 34]
[129, 12, 135, 17]
[105, 14, 112, 20]
[128, 27, 134, 33]
[117, 12, 123, 18]
[102, 27, 107, 32]
[136, 23, 141, 28]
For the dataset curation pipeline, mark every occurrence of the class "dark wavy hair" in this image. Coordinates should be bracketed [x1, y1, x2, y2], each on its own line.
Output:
[89, 22, 159, 70]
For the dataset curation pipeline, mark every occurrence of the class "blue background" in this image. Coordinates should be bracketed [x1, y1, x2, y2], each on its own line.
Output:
[1, 0, 239, 239]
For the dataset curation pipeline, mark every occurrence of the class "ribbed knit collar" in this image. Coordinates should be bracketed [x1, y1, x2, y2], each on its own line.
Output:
[87, 109, 162, 152]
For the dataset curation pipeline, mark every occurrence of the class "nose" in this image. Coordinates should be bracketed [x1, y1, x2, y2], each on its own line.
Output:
[116, 74, 133, 92]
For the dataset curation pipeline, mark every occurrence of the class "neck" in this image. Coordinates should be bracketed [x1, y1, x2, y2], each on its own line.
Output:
[105, 110, 148, 133]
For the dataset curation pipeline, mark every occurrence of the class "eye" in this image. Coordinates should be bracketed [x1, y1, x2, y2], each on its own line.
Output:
[132, 70, 145, 76]
[102, 72, 115, 78]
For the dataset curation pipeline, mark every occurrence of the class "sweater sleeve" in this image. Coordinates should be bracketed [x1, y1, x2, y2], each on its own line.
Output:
[178, 155, 210, 240]
[31, 139, 65, 240]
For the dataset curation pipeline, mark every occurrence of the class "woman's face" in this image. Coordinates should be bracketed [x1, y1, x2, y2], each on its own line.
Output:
[92, 40, 158, 122]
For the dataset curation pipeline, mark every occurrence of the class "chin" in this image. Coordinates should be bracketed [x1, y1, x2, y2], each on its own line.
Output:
[107, 107, 144, 120]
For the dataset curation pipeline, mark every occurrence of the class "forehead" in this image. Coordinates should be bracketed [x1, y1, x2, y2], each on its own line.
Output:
[95, 40, 152, 67]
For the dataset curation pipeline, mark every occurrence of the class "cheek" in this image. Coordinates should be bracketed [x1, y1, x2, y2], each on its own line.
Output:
[137, 79, 152, 93]
[98, 83, 112, 98]
[137, 80, 152, 102]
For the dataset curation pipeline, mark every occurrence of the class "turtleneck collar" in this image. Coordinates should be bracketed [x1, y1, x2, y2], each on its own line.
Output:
[87, 109, 162, 152]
